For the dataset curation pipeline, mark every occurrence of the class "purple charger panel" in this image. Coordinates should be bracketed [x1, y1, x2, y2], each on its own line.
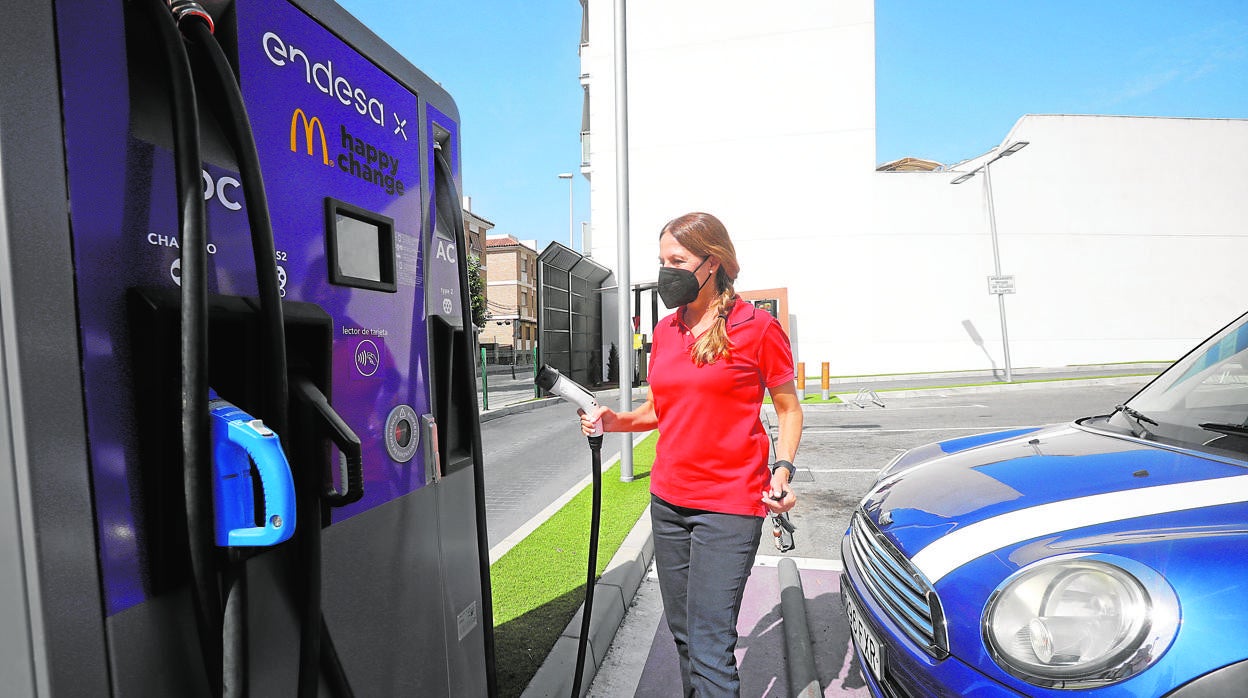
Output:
[56, 0, 445, 616]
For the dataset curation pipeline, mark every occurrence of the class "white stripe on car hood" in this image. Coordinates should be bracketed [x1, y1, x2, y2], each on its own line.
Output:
[910, 473, 1248, 583]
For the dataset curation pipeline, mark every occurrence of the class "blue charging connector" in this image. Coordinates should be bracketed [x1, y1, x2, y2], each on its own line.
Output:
[208, 391, 296, 547]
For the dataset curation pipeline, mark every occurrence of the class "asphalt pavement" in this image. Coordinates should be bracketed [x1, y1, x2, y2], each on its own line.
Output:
[478, 363, 1164, 697]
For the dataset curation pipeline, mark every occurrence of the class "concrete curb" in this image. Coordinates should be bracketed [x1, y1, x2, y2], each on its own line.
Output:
[521, 507, 655, 698]
[832, 374, 1153, 403]
[478, 395, 559, 423]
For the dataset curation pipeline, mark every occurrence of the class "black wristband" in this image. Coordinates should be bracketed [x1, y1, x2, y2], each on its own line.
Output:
[771, 459, 796, 479]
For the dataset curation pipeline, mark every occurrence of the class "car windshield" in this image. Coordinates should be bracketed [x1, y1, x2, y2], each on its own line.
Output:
[1086, 311, 1248, 458]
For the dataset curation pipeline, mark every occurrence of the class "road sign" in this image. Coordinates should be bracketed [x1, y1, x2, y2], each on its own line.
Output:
[988, 275, 1015, 295]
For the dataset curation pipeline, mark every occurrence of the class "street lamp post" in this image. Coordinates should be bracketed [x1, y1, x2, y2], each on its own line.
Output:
[950, 140, 1029, 382]
[557, 173, 574, 250]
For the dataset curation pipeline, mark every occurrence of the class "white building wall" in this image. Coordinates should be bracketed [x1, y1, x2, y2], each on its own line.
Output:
[975, 115, 1248, 368]
[584, 1, 1248, 375]
[583, 0, 876, 364]
[826, 114, 1248, 375]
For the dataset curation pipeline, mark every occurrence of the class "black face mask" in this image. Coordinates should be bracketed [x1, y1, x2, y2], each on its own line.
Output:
[657, 256, 710, 309]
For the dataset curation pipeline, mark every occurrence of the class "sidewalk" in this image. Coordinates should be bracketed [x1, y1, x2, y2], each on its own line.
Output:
[478, 384, 629, 423]
[506, 363, 1163, 697]
[484, 362, 1163, 419]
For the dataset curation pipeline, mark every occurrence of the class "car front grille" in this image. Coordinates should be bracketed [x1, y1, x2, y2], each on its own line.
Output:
[849, 510, 948, 658]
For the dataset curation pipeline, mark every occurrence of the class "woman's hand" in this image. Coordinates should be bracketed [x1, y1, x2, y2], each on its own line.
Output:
[761, 470, 796, 514]
[578, 405, 612, 436]
[578, 393, 656, 435]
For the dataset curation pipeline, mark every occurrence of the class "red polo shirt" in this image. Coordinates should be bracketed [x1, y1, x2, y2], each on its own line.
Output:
[647, 298, 795, 517]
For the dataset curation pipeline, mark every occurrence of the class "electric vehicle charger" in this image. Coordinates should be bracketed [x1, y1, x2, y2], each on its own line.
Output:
[535, 365, 604, 697]
[3, 0, 493, 694]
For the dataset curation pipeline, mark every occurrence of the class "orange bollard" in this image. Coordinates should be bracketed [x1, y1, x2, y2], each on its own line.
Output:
[796, 361, 805, 401]
[821, 362, 830, 401]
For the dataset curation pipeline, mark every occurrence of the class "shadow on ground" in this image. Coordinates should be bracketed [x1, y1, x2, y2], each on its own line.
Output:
[494, 586, 586, 698]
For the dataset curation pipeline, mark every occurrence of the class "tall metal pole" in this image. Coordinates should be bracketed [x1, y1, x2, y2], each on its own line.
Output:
[557, 173, 574, 250]
[614, 0, 633, 481]
[983, 162, 1012, 382]
[567, 176, 575, 250]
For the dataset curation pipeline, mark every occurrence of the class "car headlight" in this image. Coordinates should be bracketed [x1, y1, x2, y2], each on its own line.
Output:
[983, 554, 1179, 689]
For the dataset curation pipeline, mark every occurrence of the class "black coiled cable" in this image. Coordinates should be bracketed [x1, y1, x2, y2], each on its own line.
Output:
[180, 11, 294, 698]
[144, 1, 219, 695]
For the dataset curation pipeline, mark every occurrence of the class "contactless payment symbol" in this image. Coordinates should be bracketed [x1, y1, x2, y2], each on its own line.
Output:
[354, 339, 380, 377]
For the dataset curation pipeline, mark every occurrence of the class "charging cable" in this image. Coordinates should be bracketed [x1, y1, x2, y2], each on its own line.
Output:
[535, 365, 605, 697]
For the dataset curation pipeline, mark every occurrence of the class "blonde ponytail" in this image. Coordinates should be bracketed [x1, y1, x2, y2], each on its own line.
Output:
[690, 280, 736, 366]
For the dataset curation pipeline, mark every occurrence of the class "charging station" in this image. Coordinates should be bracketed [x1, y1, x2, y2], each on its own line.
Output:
[0, 0, 492, 694]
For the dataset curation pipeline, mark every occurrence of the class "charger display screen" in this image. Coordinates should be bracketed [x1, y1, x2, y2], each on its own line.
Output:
[335, 214, 382, 282]
[325, 198, 397, 292]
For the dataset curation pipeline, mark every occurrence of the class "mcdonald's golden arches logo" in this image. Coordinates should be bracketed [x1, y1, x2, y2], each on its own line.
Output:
[290, 108, 331, 166]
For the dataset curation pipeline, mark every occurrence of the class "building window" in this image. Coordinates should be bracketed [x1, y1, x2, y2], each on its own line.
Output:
[579, 0, 588, 46]
[580, 85, 591, 168]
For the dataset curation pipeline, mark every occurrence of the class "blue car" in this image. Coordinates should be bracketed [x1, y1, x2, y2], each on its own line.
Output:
[841, 311, 1248, 697]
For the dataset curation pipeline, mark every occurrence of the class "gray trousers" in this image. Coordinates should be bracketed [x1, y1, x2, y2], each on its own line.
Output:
[651, 494, 763, 698]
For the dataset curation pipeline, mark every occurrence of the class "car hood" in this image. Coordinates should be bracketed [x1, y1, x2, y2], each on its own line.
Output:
[860, 423, 1248, 584]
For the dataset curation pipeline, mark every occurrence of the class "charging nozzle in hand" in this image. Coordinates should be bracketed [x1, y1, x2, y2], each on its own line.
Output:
[536, 364, 603, 436]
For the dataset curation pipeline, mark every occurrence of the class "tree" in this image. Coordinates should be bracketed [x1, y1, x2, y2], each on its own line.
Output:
[607, 342, 619, 383]
[467, 253, 487, 330]
[588, 348, 602, 386]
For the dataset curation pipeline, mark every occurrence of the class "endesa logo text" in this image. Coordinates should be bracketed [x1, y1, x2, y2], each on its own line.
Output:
[290, 109, 407, 196]
[262, 30, 407, 140]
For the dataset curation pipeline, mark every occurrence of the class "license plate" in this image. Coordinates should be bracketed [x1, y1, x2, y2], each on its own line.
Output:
[845, 590, 886, 682]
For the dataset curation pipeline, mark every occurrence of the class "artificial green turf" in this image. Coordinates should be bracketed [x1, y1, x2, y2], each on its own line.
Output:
[763, 393, 844, 404]
[491, 432, 658, 698]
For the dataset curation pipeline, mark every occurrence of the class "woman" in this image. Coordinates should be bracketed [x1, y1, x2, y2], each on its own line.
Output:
[580, 212, 803, 697]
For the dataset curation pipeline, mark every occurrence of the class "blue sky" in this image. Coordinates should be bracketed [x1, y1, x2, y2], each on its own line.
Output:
[876, 1, 1248, 165]
[336, 0, 1248, 251]
[335, 0, 586, 251]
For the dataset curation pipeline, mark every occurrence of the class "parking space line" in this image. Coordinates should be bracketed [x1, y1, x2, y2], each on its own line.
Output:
[754, 555, 844, 571]
[804, 425, 1034, 434]
[815, 403, 988, 411]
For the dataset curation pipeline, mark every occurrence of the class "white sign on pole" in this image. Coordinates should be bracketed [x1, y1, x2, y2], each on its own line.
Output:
[988, 275, 1015, 295]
